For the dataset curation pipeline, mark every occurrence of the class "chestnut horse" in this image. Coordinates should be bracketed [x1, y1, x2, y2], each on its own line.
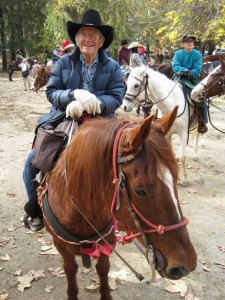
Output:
[33, 66, 51, 92]
[38, 108, 197, 299]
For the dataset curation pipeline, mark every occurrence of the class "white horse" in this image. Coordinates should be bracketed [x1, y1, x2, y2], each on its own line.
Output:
[123, 66, 204, 185]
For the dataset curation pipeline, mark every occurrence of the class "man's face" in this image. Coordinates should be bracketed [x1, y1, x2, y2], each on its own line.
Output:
[182, 39, 194, 51]
[76, 27, 104, 57]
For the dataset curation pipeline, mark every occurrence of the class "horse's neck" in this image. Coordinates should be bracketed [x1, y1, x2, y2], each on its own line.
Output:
[146, 68, 183, 114]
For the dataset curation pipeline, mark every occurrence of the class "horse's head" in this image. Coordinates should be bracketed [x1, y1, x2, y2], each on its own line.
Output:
[115, 107, 197, 279]
[192, 57, 225, 101]
[123, 66, 149, 112]
[33, 67, 50, 92]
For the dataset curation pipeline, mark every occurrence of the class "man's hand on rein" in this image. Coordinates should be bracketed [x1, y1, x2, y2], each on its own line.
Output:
[74, 89, 101, 115]
[66, 101, 84, 118]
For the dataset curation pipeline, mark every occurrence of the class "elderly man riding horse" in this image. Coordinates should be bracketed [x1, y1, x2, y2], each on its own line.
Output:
[23, 9, 124, 231]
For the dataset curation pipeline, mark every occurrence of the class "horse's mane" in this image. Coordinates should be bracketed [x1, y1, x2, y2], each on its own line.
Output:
[51, 118, 178, 219]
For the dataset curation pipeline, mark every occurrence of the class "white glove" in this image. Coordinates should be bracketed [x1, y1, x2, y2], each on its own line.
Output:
[66, 101, 84, 118]
[74, 89, 101, 115]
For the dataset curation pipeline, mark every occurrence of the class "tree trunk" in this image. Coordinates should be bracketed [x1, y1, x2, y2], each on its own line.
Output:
[0, 8, 7, 72]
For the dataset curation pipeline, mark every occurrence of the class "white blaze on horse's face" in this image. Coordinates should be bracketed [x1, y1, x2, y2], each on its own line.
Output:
[123, 67, 148, 112]
[158, 166, 181, 221]
[191, 65, 221, 101]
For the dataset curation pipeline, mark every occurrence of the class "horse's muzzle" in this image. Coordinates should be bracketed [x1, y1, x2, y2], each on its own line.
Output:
[122, 99, 134, 112]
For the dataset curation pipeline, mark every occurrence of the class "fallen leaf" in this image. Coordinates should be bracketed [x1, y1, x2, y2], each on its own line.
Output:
[25, 230, 36, 235]
[86, 283, 99, 292]
[109, 269, 130, 281]
[41, 245, 52, 252]
[0, 237, 13, 247]
[165, 280, 188, 297]
[14, 269, 22, 276]
[215, 261, 225, 269]
[45, 286, 54, 293]
[185, 293, 200, 300]
[0, 267, 3, 271]
[7, 225, 16, 232]
[38, 238, 51, 246]
[218, 246, 225, 253]
[0, 291, 10, 300]
[0, 254, 10, 262]
[6, 192, 16, 198]
[48, 267, 65, 278]
[40, 245, 58, 255]
[29, 270, 45, 280]
[17, 275, 33, 293]
[202, 265, 210, 272]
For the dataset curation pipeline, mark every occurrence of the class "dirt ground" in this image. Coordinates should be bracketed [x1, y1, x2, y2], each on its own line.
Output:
[0, 71, 225, 300]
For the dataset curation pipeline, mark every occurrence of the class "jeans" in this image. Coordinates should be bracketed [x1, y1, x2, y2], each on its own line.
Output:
[23, 150, 40, 202]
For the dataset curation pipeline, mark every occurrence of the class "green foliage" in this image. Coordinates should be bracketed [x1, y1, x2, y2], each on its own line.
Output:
[1, 0, 225, 64]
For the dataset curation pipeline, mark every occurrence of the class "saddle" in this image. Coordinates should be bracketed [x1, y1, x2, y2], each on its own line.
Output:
[174, 76, 207, 133]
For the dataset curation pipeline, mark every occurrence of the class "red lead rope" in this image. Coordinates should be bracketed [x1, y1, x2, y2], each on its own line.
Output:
[111, 122, 189, 244]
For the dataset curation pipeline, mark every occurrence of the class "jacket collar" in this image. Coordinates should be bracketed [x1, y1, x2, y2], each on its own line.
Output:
[71, 47, 109, 65]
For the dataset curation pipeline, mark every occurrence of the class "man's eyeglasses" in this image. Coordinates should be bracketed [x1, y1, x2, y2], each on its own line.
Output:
[78, 33, 99, 40]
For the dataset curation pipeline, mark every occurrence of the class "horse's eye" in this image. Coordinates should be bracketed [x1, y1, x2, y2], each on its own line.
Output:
[134, 84, 140, 88]
[135, 186, 147, 196]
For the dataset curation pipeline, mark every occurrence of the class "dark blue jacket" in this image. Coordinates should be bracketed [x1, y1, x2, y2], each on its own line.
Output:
[44, 48, 124, 122]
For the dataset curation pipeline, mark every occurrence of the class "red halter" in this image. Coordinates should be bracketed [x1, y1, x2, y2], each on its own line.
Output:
[111, 122, 189, 244]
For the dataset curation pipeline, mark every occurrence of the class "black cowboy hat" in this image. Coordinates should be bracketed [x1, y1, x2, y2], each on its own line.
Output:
[181, 34, 196, 43]
[67, 9, 114, 50]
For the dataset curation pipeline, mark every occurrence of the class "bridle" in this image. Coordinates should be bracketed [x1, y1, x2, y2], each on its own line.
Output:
[111, 122, 189, 277]
[124, 71, 179, 109]
[124, 73, 153, 108]
[199, 68, 225, 98]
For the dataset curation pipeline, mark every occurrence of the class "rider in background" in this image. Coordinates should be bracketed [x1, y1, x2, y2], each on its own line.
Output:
[128, 42, 144, 67]
[61, 40, 75, 56]
[118, 39, 131, 65]
[16, 50, 24, 62]
[172, 34, 208, 133]
[51, 45, 61, 64]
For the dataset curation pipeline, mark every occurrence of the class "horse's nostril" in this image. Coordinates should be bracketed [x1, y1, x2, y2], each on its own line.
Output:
[167, 267, 189, 279]
[124, 106, 127, 111]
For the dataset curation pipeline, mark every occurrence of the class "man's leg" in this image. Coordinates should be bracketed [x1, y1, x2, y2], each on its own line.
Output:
[23, 150, 43, 231]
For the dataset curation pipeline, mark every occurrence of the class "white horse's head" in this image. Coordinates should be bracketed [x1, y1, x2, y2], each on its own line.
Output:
[123, 66, 148, 112]
[191, 58, 225, 101]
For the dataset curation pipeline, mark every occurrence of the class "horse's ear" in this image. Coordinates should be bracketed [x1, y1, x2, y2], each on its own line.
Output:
[153, 106, 178, 136]
[219, 55, 225, 71]
[120, 115, 154, 154]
